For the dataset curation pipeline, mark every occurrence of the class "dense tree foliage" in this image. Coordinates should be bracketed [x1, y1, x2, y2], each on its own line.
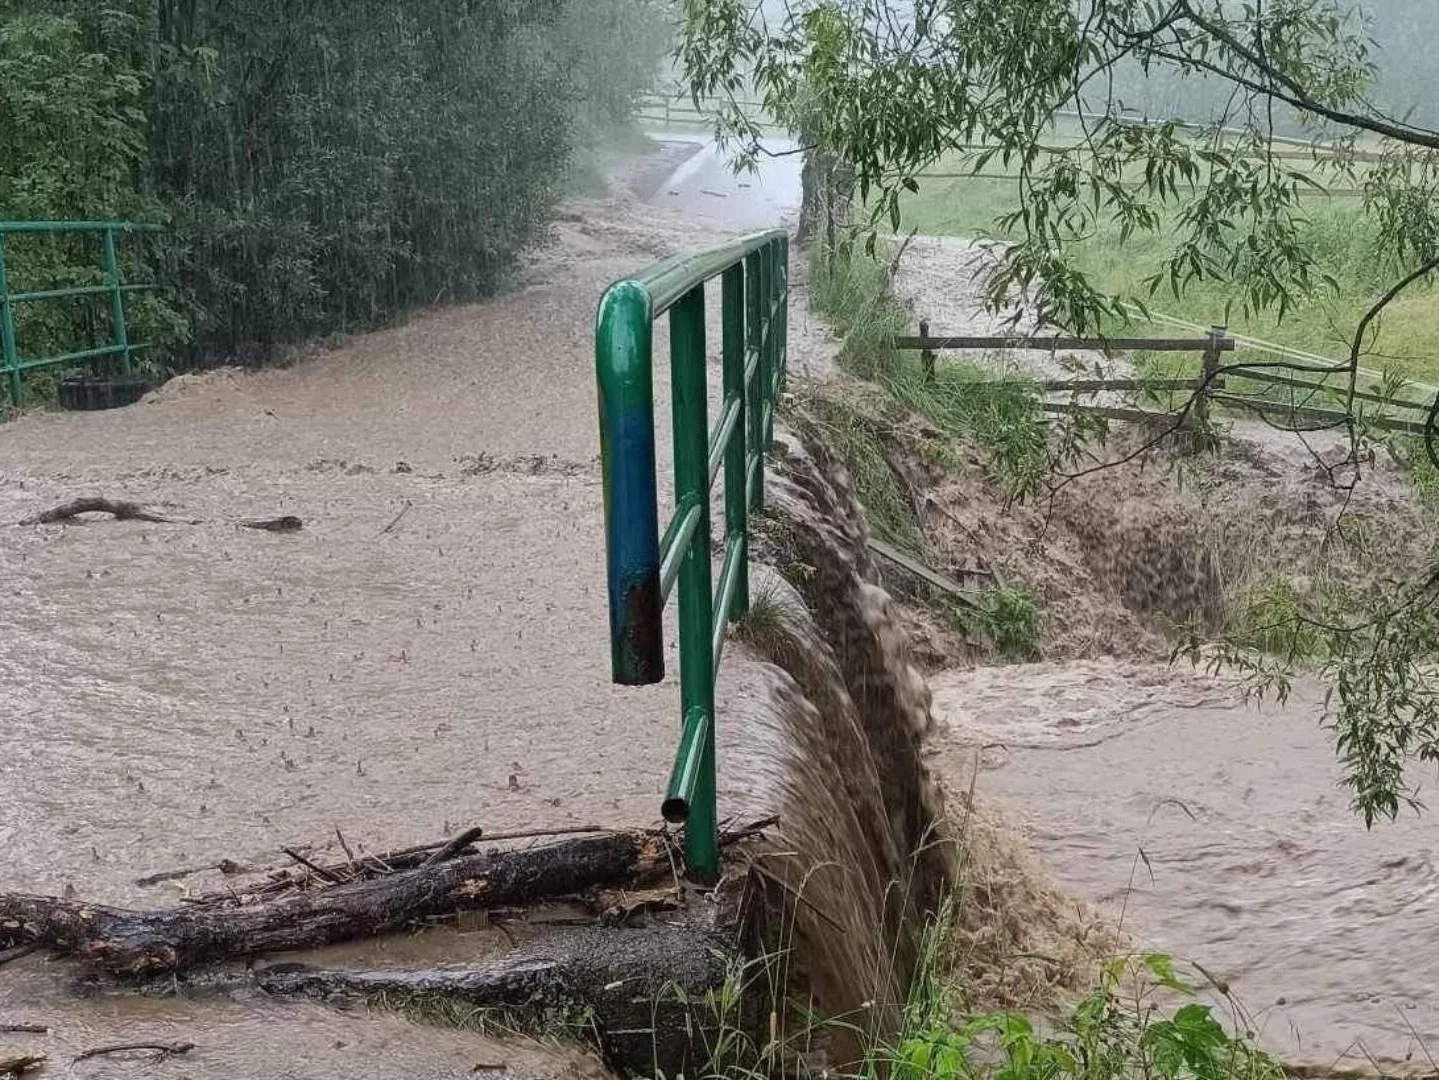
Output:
[0, 0, 671, 369]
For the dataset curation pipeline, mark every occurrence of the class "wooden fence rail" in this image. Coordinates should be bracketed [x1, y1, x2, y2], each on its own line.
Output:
[900, 322, 1434, 438]
[894, 333, 1234, 354]
[1223, 365, 1431, 412]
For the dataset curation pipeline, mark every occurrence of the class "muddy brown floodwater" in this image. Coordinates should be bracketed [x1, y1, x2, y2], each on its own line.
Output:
[928, 660, 1439, 1074]
[0, 958, 609, 1080]
[0, 139, 818, 1077]
[0, 188, 816, 908]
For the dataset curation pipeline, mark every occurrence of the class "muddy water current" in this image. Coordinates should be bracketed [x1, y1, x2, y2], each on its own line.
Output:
[0, 954, 607, 1080]
[928, 659, 1439, 1072]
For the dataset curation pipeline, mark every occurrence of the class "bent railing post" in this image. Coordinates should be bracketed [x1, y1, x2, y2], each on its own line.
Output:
[666, 283, 718, 876]
[594, 229, 789, 882]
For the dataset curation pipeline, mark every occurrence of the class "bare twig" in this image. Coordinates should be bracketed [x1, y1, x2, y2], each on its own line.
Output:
[718, 815, 780, 846]
[281, 847, 345, 884]
[419, 826, 485, 868]
[379, 501, 412, 535]
[885, 227, 919, 287]
[334, 828, 358, 873]
[0, 1025, 47, 1035]
[73, 1042, 194, 1064]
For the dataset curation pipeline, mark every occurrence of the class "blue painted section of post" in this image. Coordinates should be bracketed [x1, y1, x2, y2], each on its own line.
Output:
[745, 250, 764, 510]
[595, 281, 664, 685]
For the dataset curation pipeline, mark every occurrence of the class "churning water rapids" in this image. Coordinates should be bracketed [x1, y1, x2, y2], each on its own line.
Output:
[928, 659, 1439, 1073]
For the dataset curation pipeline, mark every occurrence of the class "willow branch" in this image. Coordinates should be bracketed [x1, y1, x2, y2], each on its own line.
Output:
[1152, 7, 1439, 151]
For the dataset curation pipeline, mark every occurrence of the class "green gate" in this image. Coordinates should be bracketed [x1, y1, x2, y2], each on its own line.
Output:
[0, 221, 162, 406]
[594, 229, 789, 880]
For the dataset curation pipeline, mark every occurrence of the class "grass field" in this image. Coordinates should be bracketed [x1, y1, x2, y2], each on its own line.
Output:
[898, 155, 1439, 387]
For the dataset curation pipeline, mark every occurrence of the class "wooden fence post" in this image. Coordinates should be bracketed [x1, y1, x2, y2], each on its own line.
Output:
[920, 319, 935, 384]
[1197, 324, 1225, 425]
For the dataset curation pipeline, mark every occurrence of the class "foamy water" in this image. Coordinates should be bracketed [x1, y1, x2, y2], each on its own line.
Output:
[929, 659, 1439, 1073]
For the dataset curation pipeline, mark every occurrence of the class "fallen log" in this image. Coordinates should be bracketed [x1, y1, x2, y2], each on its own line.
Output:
[0, 831, 667, 977]
[242, 922, 737, 1079]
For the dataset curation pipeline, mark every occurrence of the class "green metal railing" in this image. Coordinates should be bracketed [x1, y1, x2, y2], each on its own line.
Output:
[595, 229, 789, 881]
[0, 221, 162, 406]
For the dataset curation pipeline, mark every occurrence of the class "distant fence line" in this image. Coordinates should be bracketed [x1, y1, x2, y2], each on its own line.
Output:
[903, 322, 1435, 438]
[636, 89, 1371, 164]
[634, 89, 767, 129]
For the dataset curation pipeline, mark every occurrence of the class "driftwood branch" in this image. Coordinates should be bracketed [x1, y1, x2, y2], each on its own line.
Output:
[420, 826, 485, 868]
[19, 498, 184, 526]
[73, 1042, 194, 1064]
[239, 515, 303, 533]
[0, 831, 666, 976]
[18, 499, 302, 531]
[0, 1054, 45, 1076]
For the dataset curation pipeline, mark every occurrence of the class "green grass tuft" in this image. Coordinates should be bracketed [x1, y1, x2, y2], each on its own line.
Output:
[883, 361, 1047, 502]
[953, 587, 1041, 659]
[813, 395, 924, 553]
[808, 244, 909, 378]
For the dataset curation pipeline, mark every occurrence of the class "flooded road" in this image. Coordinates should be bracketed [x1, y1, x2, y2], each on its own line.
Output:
[928, 659, 1439, 1072]
[0, 144, 804, 908]
[0, 139, 809, 1077]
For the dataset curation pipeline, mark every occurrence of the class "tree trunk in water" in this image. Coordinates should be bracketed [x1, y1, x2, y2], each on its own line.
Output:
[245, 922, 742, 1080]
[0, 832, 667, 977]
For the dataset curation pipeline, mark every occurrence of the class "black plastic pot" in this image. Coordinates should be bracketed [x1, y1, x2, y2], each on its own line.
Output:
[57, 375, 151, 411]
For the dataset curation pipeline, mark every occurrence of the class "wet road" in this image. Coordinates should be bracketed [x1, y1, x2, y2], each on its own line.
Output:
[645, 134, 804, 232]
[0, 146, 801, 907]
